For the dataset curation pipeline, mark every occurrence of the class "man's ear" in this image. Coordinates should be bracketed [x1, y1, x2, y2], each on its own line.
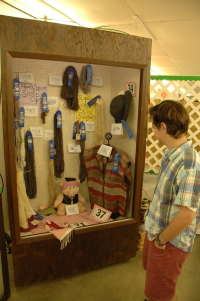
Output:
[161, 122, 168, 133]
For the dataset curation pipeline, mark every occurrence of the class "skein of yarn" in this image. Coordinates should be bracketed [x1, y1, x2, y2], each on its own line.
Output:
[61, 66, 79, 111]
[24, 131, 37, 199]
[54, 113, 65, 178]
[94, 99, 105, 145]
[79, 65, 91, 94]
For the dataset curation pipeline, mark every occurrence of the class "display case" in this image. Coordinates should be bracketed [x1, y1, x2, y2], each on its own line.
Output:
[0, 15, 151, 286]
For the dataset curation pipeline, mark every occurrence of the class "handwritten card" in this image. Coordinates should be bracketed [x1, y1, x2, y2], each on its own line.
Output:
[19, 83, 48, 106]
[92, 76, 103, 86]
[68, 143, 81, 153]
[66, 204, 79, 216]
[19, 73, 34, 83]
[49, 76, 62, 86]
[111, 123, 123, 135]
[85, 122, 95, 131]
[44, 130, 54, 140]
[24, 105, 38, 117]
[48, 97, 59, 107]
[97, 144, 112, 158]
[30, 127, 43, 138]
[74, 95, 95, 122]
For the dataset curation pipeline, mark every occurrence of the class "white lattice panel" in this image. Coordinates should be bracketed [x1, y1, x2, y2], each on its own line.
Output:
[146, 79, 200, 174]
[12, 58, 140, 214]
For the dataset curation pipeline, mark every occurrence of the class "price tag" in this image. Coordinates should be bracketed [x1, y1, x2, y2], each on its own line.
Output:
[66, 204, 79, 216]
[90, 205, 112, 223]
[125, 81, 136, 96]
[70, 221, 89, 228]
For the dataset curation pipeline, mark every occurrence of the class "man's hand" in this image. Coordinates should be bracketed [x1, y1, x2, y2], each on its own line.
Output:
[154, 238, 166, 250]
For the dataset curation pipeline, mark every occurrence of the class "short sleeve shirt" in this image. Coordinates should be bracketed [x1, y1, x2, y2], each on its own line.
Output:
[145, 140, 200, 252]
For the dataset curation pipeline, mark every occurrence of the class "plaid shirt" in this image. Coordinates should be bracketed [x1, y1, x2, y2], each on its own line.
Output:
[145, 140, 200, 252]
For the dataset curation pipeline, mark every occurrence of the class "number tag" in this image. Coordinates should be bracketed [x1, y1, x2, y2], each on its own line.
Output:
[90, 205, 112, 223]
[65, 204, 79, 216]
[70, 221, 89, 228]
[125, 81, 136, 96]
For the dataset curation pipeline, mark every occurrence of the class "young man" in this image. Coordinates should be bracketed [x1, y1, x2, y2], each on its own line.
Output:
[143, 100, 200, 301]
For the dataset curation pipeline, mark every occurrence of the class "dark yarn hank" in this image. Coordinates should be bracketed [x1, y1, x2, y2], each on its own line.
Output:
[79, 140, 87, 183]
[54, 113, 65, 179]
[24, 131, 37, 199]
[61, 66, 79, 111]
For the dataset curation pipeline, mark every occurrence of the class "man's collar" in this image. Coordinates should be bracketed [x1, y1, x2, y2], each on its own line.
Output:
[164, 140, 192, 160]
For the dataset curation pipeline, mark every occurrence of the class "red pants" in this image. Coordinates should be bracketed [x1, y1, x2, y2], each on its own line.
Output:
[143, 232, 189, 301]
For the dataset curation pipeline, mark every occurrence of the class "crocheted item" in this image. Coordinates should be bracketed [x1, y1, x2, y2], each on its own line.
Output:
[110, 90, 132, 123]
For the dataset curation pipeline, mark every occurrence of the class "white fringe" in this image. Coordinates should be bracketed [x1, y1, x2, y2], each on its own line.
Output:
[60, 229, 73, 250]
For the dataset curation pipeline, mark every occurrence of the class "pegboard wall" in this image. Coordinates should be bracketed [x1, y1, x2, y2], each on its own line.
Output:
[145, 79, 200, 174]
[12, 58, 140, 215]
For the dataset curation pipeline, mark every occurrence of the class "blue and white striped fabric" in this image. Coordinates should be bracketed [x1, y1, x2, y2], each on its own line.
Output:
[145, 140, 200, 252]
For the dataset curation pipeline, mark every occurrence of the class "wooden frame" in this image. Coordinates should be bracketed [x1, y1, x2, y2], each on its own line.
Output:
[0, 15, 151, 286]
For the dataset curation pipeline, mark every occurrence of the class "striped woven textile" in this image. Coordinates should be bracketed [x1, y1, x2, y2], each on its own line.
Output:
[84, 145, 132, 216]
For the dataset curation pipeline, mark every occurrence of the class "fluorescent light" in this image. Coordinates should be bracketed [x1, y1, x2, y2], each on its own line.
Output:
[14, 0, 72, 22]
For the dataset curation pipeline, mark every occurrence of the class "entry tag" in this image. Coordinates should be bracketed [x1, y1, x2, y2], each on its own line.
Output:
[112, 153, 120, 173]
[90, 205, 112, 223]
[87, 65, 92, 84]
[67, 68, 74, 87]
[19, 107, 25, 127]
[26, 131, 34, 151]
[97, 144, 112, 158]
[42, 92, 48, 112]
[56, 110, 62, 128]
[111, 123, 123, 135]
[13, 78, 20, 99]
[87, 95, 101, 107]
[49, 140, 55, 159]
[76, 133, 81, 140]
[70, 221, 89, 228]
[66, 204, 79, 216]
[121, 120, 134, 139]
[80, 122, 86, 141]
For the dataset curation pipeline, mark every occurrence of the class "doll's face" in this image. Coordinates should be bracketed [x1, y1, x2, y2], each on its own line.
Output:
[63, 185, 79, 196]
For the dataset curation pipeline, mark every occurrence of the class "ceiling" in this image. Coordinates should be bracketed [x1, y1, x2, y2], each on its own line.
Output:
[1, 0, 200, 76]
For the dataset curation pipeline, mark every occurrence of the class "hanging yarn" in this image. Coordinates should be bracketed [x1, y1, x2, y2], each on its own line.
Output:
[60, 66, 79, 111]
[94, 99, 105, 145]
[48, 158, 56, 206]
[79, 65, 91, 94]
[19, 127, 26, 169]
[79, 140, 87, 183]
[54, 113, 65, 178]
[17, 169, 33, 229]
[24, 131, 37, 199]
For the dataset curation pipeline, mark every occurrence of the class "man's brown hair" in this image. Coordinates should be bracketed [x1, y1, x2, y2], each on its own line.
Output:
[149, 100, 190, 138]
